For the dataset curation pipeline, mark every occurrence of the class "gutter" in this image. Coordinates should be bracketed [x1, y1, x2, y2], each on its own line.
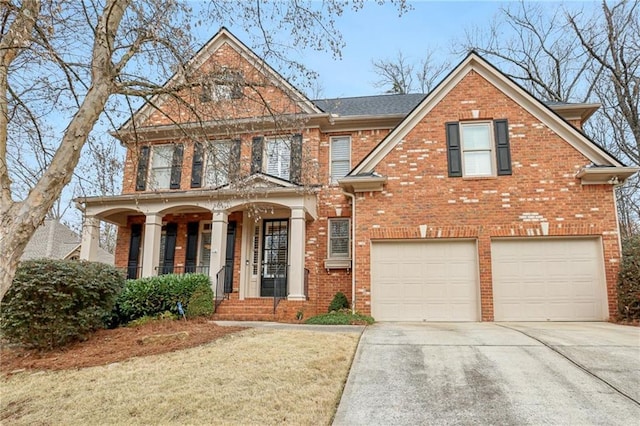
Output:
[342, 190, 356, 315]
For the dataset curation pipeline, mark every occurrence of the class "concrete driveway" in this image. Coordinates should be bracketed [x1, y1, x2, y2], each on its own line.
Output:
[333, 322, 640, 425]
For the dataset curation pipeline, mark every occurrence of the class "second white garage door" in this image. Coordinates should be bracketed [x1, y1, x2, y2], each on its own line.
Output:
[371, 240, 479, 321]
[492, 238, 607, 321]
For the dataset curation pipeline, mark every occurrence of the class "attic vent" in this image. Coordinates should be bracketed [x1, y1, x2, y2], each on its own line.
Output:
[200, 68, 244, 102]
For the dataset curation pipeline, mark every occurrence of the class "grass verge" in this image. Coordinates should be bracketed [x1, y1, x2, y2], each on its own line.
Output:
[305, 311, 375, 325]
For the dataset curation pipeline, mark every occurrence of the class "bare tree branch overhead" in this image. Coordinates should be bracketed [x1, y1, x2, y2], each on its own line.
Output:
[0, 0, 410, 300]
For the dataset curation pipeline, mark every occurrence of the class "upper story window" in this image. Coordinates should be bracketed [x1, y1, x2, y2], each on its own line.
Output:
[191, 140, 240, 189]
[135, 144, 183, 191]
[200, 68, 244, 102]
[461, 123, 494, 177]
[446, 119, 512, 178]
[150, 145, 175, 189]
[328, 218, 350, 258]
[249, 134, 303, 183]
[330, 136, 351, 183]
[205, 141, 233, 187]
[265, 137, 291, 180]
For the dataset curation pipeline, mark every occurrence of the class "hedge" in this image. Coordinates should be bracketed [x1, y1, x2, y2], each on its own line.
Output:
[1, 259, 125, 350]
[112, 273, 213, 325]
[618, 236, 640, 321]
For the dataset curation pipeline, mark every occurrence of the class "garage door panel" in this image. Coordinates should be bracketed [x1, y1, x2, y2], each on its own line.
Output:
[492, 239, 606, 321]
[371, 241, 479, 322]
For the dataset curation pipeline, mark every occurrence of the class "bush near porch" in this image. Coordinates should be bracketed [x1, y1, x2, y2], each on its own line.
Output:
[112, 274, 213, 326]
[618, 235, 640, 321]
[1, 259, 125, 350]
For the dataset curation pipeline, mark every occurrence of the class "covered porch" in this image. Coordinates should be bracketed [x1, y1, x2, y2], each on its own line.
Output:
[77, 184, 317, 302]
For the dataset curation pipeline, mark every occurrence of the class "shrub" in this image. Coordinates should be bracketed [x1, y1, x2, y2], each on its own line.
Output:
[328, 291, 349, 312]
[305, 310, 374, 325]
[1, 259, 125, 349]
[618, 236, 640, 321]
[186, 285, 214, 318]
[113, 273, 213, 325]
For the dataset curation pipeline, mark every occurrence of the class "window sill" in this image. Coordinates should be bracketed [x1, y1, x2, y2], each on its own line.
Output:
[461, 175, 498, 181]
[324, 258, 351, 272]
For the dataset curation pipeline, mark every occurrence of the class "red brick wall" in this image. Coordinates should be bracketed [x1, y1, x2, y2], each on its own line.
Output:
[351, 70, 621, 320]
[114, 48, 621, 322]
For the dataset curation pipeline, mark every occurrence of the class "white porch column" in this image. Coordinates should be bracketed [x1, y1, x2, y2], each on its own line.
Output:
[209, 210, 229, 289]
[79, 216, 100, 261]
[142, 213, 162, 277]
[288, 207, 306, 300]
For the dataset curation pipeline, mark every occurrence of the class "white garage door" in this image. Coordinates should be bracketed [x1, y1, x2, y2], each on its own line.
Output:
[492, 238, 606, 321]
[371, 240, 479, 321]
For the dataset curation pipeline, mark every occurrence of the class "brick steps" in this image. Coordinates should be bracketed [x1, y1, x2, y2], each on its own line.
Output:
[212, 297, 315, 322]
[213, 298, 277, 321]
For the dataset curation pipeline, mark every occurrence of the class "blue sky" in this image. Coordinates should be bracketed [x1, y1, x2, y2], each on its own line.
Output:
[192, 1, 598, 99]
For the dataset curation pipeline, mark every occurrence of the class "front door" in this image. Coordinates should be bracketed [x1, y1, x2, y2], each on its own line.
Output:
[260, 219, 288, 297]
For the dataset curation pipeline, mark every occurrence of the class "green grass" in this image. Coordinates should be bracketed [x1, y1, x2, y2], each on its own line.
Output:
[305, 311, 374, 325]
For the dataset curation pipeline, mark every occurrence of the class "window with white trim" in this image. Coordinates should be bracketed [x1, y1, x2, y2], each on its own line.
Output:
[149, 145, 174, 189]
[328, 218, 350, 258]
[204, 141, 232, 187]
[265, 137, 290, 180]
[460, 122, 494, 177]
[330, 136, 351, 183]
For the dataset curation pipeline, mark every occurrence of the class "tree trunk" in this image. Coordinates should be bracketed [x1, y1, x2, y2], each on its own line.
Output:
[0, 205, 40, 300]
[0, 0, 128, 302]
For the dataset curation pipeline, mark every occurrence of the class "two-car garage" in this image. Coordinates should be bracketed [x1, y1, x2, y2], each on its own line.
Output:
[370, 238, 607, 322]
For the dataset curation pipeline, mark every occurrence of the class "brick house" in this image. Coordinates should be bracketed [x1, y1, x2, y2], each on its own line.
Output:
[78, 28, 637, 321]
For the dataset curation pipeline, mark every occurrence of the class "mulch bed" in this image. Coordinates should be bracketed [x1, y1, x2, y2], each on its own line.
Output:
[1, 318, 246, 374]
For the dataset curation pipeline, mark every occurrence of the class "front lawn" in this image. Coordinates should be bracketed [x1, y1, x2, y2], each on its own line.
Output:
[1, 327, 359, 425]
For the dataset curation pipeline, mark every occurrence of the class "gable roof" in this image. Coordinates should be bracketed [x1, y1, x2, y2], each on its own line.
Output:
[120, 27, 321, 132]
[22, 220, 114, 264]
[351, 51, 628, 176]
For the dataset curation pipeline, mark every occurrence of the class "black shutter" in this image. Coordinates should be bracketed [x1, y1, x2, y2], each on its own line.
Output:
[251, 136, 264, 174]
[191, 142, 204, 188]
[170, 144, 184, 189]
[446, 122, 462, 177]
[224, 221, 237, 293]
[127, 224, 142, 279]
[135, 146, 150, 191]
[494, 119, 512, 176]
[230, 139, 241, 181]
[162, 222, 178, 274]
[185, 222, 199, 273]
[290, 133, 303, 183]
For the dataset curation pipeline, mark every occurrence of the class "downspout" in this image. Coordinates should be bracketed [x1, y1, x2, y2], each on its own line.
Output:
[342, 190, 356, 315]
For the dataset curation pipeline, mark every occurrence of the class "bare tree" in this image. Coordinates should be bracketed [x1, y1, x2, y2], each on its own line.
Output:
[372, 49, 449, 94]
[460, 1, 597, 103]
[567, 0, 639, 165]
[460, 0, 640, 236]
[372, 51, 414, 94]
[74, 135, 123, 253]
[0, 0, 409, 301]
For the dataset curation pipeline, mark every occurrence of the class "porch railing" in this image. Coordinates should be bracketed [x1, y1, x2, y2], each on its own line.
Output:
[126, 264, 143, 280]
[215, 266, 227, 311]
[155, 265, 210, 276]
[272, 264, 289, 314]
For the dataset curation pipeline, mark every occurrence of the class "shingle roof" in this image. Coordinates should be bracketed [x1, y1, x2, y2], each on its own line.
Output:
[313, 94, 579, 118]
[21, 220, 114, 265]
[313, 93, 427, 116]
